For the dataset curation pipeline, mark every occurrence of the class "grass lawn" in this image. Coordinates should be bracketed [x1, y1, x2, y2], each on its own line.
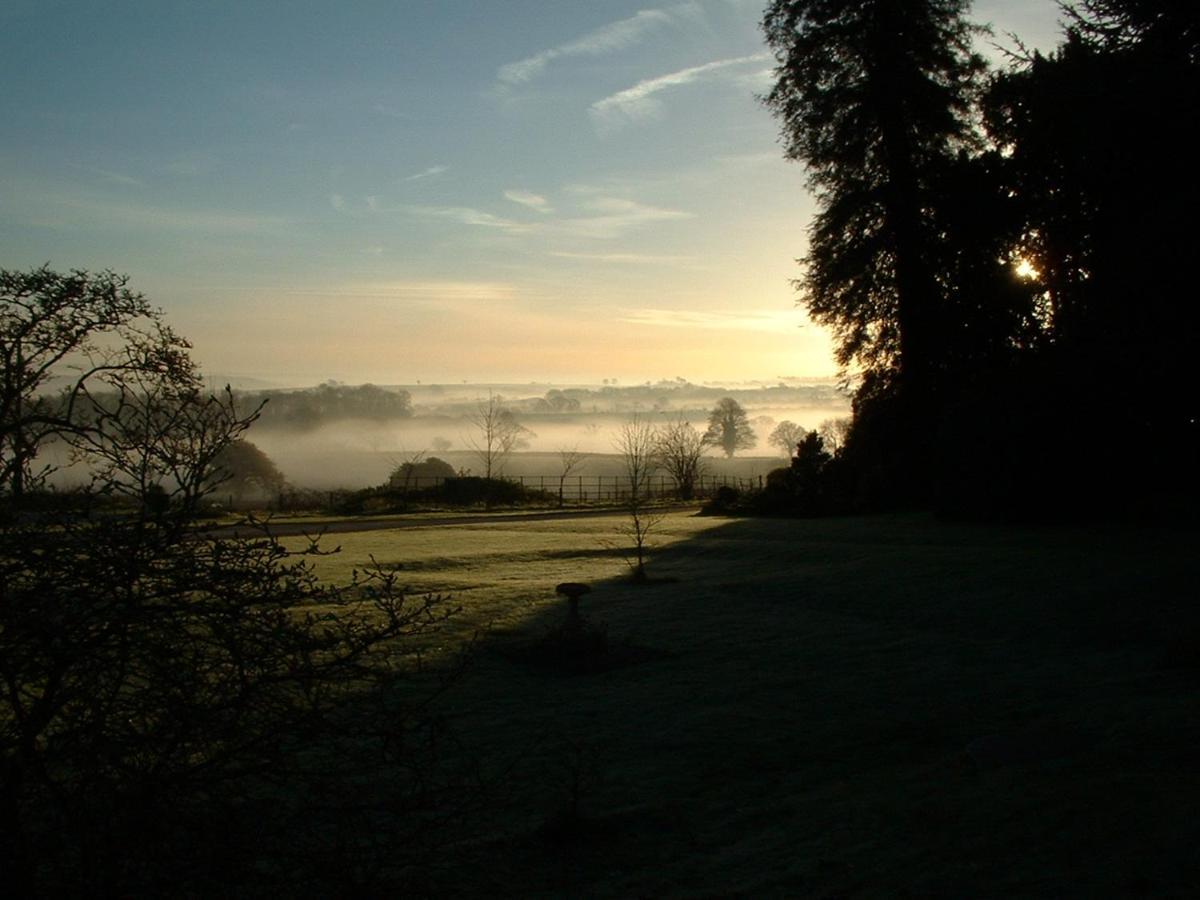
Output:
[294, 511, 1200, 897]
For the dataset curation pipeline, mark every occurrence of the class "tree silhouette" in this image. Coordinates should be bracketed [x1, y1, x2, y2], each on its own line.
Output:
[465, 393, 531, 481]
[654, 416, 708, 499]
[389, 454, 456, 488]
[817, 417, 851, 456]
[975, 0, 1200, 512]
[1064, 0, 1200, 54]
[209, 439, 286, 500]
[233, 382, 412, 431]
[0, 267, 174, 497]
[767, 420, 806, 457]
[703, 398, 755, 458]
[762, 0, 986, 392]
[613, 416, 662, 581]
[757, 0, 1200, 516]
[555, 445, 589, 507]
[0, 287, 462, 893]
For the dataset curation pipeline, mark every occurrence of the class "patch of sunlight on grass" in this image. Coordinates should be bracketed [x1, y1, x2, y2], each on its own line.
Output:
[285, 510, 727, 635]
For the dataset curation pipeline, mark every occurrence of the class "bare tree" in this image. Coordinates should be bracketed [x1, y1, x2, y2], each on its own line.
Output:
[613, 415, 657, 504]
[66, 323, 253, 513]
[613, 416, 663, 581]
[654, 416, 707, 500]
[555, 445, 589, 507]
[0, 294, 463, 894]
[464, 393, 532, 481]
[768, 420, 807, 457]
[818, 416, 852, 455]
[0, 267, 169, 498]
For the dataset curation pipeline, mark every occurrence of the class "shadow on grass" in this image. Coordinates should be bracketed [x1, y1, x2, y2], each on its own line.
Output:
[448, 511, 1200, 897]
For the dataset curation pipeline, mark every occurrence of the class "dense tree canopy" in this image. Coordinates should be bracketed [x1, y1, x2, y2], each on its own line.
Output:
[762, 0, 1200, 515]
[237, 382, 412, 430]
[973, 0, 1200, 511]
[388, 455, 457, 487]
[762, 0, 987, 386]
[209, 439, 287, 499]
[703, 398, 756, 458]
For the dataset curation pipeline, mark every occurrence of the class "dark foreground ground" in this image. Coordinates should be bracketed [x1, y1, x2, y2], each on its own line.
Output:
[406, 512, 1200, 897]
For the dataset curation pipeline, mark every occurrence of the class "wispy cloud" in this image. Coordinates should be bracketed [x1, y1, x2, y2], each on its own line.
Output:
[329, 193, 346, 211]
[504, 189, 553, 213]
[72, 164, 144, 187]
[36, 193, 292, 234]
[497, 9, 673, 85]
[402, 165, 448, 182]
[333, 280, 518, 303]
[403, 195, 687, 240]
[405, 205, 529, 232]
[559, 197, 692, 239]
[733, 66, 776, 92]
[619, 307, 801, 334]
[549, 251, 696, 265]
[712, 151, 779, 167]
[590, 53, 770, 131]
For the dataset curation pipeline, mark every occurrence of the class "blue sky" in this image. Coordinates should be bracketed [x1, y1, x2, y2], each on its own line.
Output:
[1, 0, 1062, 386]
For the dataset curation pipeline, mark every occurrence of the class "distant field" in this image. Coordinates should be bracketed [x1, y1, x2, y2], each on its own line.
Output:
[254, 441, 796, 492]
[295, 512, 1200, 896]
[288, 510, 715, 640]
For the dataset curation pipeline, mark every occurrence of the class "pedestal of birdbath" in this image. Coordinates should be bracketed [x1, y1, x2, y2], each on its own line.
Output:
[555, 582, 591, 630]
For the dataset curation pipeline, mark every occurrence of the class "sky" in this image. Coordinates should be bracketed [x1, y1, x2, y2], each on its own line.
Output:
[1, 0, 1063, 387]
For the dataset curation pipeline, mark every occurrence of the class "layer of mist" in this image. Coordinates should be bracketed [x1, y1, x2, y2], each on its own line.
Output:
[38, 380, 850, 493]
[242, 380, 851, 490]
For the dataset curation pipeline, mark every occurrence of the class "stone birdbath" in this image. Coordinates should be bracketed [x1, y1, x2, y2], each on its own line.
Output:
[555, 582, 591, 630]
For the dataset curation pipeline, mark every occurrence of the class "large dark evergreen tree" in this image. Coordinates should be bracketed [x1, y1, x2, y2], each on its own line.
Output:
[762, 0, 987, 389]
[762, 0, 1199, 516]
[1063, 0, 1200, 56]
[762, 1, 1015, 505]
[980, 0, 1200, 513]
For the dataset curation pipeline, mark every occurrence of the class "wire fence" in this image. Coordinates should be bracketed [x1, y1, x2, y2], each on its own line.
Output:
[227, 472, 769, 513]
[391, 472, 765, 501]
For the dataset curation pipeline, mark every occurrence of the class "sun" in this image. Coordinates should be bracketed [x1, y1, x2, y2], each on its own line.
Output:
[1014, 258, 1040, 280]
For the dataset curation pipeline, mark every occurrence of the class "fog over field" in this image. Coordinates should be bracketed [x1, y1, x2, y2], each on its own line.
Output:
[238, 378, 851, 490]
